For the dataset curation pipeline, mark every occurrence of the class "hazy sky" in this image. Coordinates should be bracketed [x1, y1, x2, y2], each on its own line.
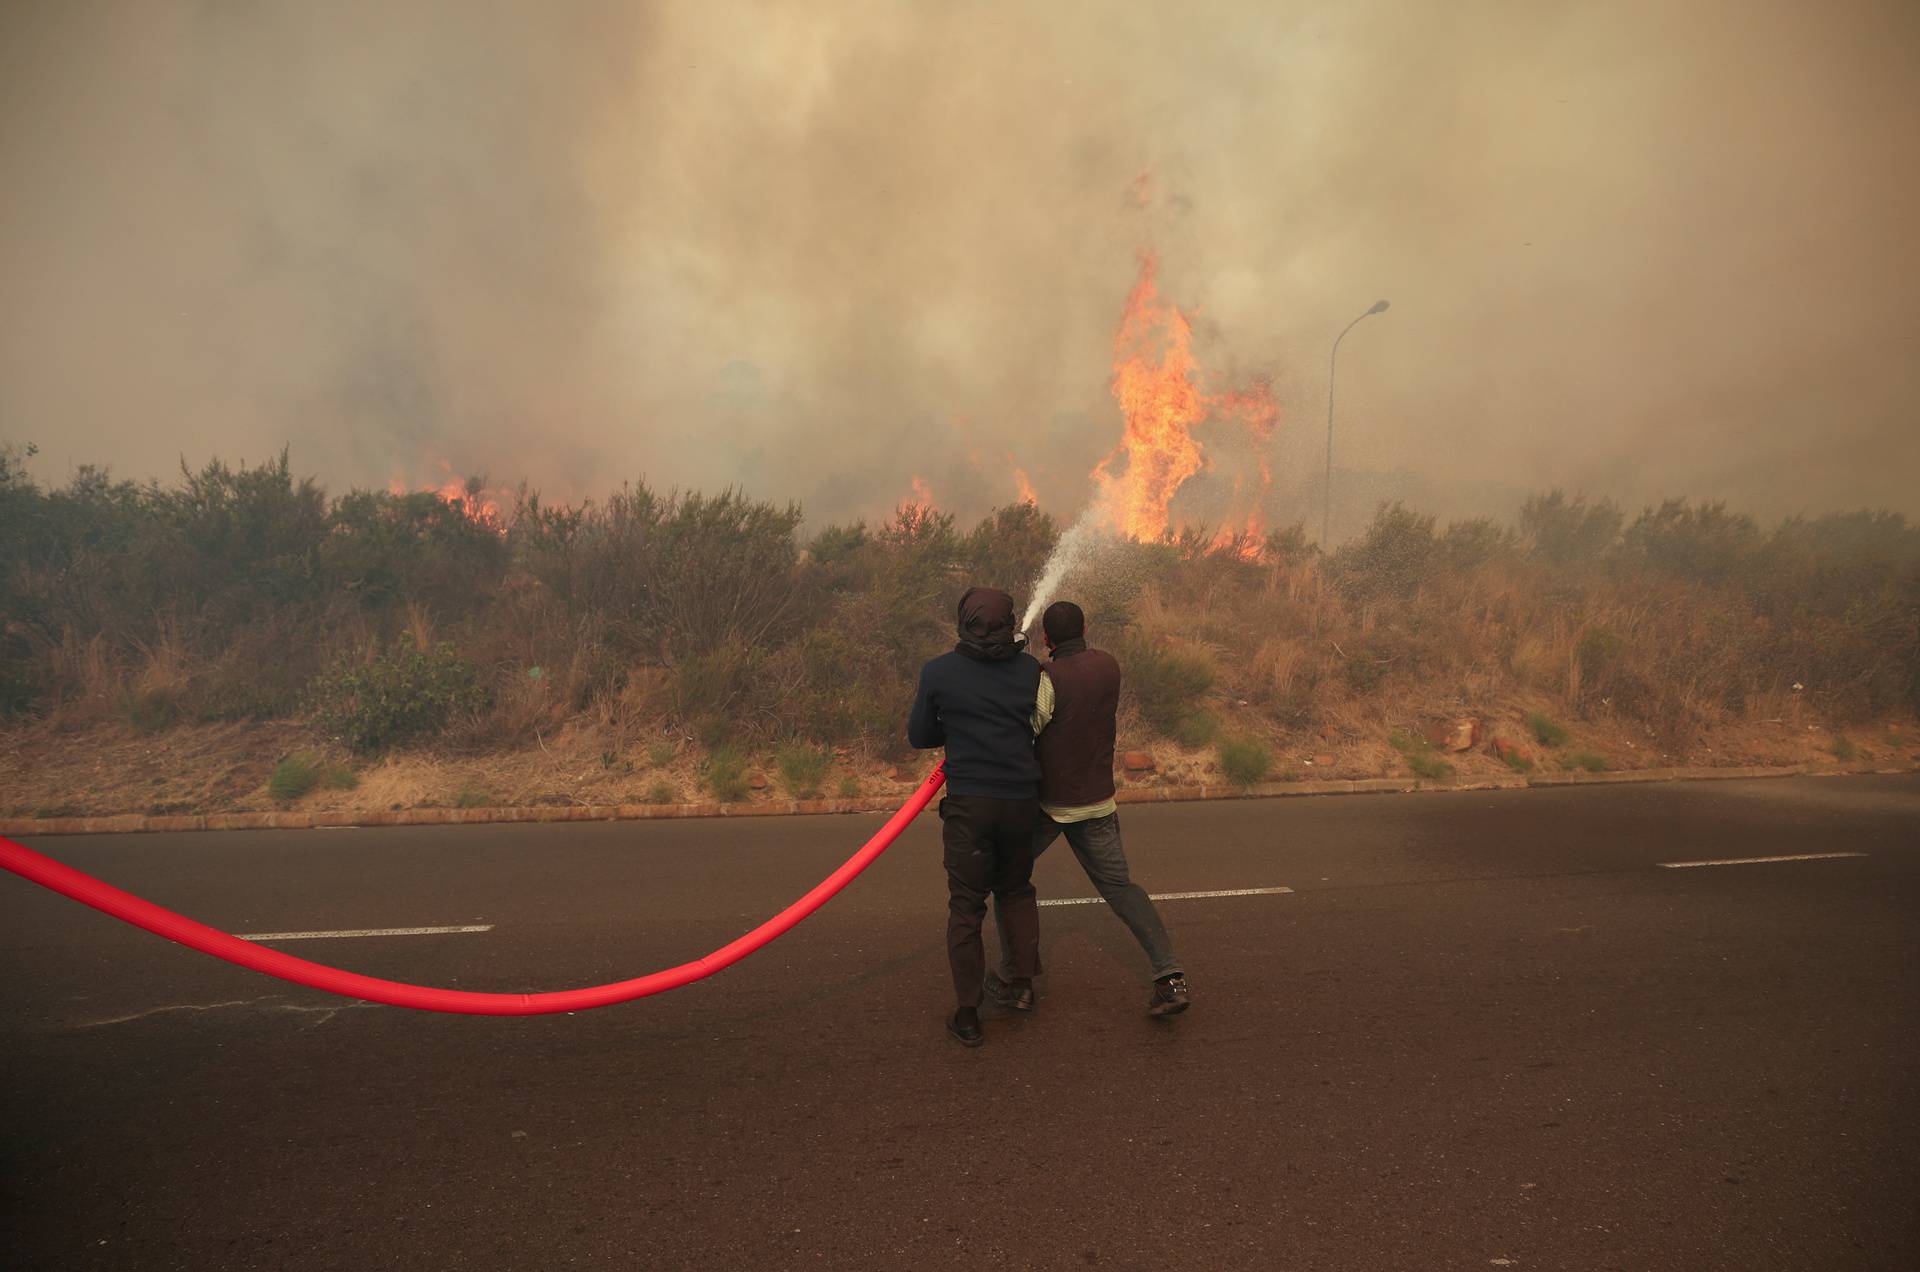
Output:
[3, 0, 1916, 536]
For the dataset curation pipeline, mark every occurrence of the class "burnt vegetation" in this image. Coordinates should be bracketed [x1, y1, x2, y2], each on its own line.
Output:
[1, 448, 1916, 774]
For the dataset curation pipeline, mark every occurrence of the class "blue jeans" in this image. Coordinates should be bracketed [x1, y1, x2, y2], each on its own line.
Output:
[997, 811, 1182, 982]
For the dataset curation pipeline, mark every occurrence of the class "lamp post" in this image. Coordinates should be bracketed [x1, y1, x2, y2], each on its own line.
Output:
[1322, 298, 1390, 547]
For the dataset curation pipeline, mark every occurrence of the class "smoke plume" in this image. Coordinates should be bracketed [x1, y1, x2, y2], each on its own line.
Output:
[3, 0, 1916, 534]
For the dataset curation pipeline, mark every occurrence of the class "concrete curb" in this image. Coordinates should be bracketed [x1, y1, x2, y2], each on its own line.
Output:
[4, 762, 1906, 838]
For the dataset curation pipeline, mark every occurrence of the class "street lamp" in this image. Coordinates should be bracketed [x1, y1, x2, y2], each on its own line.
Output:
[1322, 298, 1390, 547]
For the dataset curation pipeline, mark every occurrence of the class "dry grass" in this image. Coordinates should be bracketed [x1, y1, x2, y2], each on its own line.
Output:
[8, 703, 1910, 820]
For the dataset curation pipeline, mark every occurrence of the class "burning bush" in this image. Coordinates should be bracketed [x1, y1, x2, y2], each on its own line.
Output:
[323, 488, 509, 617]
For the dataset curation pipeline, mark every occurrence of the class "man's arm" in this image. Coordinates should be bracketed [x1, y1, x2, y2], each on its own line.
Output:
[1030, 670, 1054, 736]
[907, 664, 945, 750]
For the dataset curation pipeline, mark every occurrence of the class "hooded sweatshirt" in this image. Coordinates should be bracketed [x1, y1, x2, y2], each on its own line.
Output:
[906, 587, 1043, 799]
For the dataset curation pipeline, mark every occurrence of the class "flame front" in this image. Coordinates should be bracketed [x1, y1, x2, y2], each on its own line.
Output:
[389, 454, 505, 531]
[1092, 253, 1206, 541]
[1090, 251, 1280, 547]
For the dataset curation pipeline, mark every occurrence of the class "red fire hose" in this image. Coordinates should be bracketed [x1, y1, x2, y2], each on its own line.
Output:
[0, 765, 945, 1016]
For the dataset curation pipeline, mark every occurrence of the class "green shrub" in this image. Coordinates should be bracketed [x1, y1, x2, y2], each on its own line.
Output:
[807, 521, 870, 568]
[646, 780, 678, 804]
[1566, 751, 1608, 772]
[1519, 491, 1624, 565]
[532, 483, 804, 657]
[1343, 645, 1391, 694]
[0, 653, 39, 721]
[454, 784, 490, 808]
[161, 452, 331, 639]
[667, 641, 764, 744]
[1527, 713, 1570, 748]
[308, 642, 488, 753]
[188, 624, 314, 721]
[1575, 625, 1625, 681]
[262, 754, 352, 799]
[963, 502, 1059, 594]
[1390, 731, 1454, 781]
[119, 684, 181, 735]
[321, 487, 508, 617]
[268, 754, 320, 801]
[836, 774, 862, 799]
[705, 746, 750, 802]
[1216, 734, 1272, 786]
[776, 742, 832, 798]
[1261, 522, 1315, 567]
[647, 741, 677, 768]
[1171, 711, 1219, 748]
[1442, 517, 1517, 570]
[1829, 736, 1857, 762]
[1119, 637, 1216, 734]
[1500, 749, 1535, 774]
[1331, 503, 1441, 598]
[1622, 498, 1762, 584]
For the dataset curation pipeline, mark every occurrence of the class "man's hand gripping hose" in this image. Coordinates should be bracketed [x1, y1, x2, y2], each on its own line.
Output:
[0, 765, 946, 1016]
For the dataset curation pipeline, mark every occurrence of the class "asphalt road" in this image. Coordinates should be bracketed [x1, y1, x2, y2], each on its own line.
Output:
[3, 775, 1917, 1271]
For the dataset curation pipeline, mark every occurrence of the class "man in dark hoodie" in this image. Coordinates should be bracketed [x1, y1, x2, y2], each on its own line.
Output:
[907, 586, 1044, 1047]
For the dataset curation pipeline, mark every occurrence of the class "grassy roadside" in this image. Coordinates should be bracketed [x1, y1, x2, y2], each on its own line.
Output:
[2, 710, 1911, 823]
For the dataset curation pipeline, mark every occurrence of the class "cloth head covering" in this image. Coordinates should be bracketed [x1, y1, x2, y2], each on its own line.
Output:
[954, 586, 1024, 662]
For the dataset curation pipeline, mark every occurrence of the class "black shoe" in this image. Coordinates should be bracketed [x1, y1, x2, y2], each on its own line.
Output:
[947, 1008, 984, 1047]
[1148, 974, 1191, 1018]
[984, 973, 1035, 1012]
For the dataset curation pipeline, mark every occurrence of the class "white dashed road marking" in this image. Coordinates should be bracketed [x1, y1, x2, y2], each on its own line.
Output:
[1657, 852, 1867, 869]
[238, 925, 494, 940]
[1040, 886, 1294, 908]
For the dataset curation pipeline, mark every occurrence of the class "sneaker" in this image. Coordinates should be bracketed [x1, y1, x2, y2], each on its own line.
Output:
[1148, 974, 1190, 1018]
[984, 973, 1035, 1012]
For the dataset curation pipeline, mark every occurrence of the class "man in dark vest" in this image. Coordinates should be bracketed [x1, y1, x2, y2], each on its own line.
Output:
[990, 600, 1190, 1017]
[907, 586, 1045, 1047]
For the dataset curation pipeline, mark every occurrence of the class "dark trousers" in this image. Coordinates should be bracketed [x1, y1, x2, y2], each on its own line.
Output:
[940, 794, 1042, 1008]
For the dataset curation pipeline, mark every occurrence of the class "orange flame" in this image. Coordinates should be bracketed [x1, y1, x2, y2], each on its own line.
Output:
[907, 474, 935, 510]
[1011, 465, 1038, 506]
[389, 456, 505, 531]
[1093, 253, 1206, 540]
[1091, 251, 1280, 545]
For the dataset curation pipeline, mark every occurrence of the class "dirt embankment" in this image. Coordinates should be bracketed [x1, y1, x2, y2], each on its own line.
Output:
[4, 710, 1912, 831]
